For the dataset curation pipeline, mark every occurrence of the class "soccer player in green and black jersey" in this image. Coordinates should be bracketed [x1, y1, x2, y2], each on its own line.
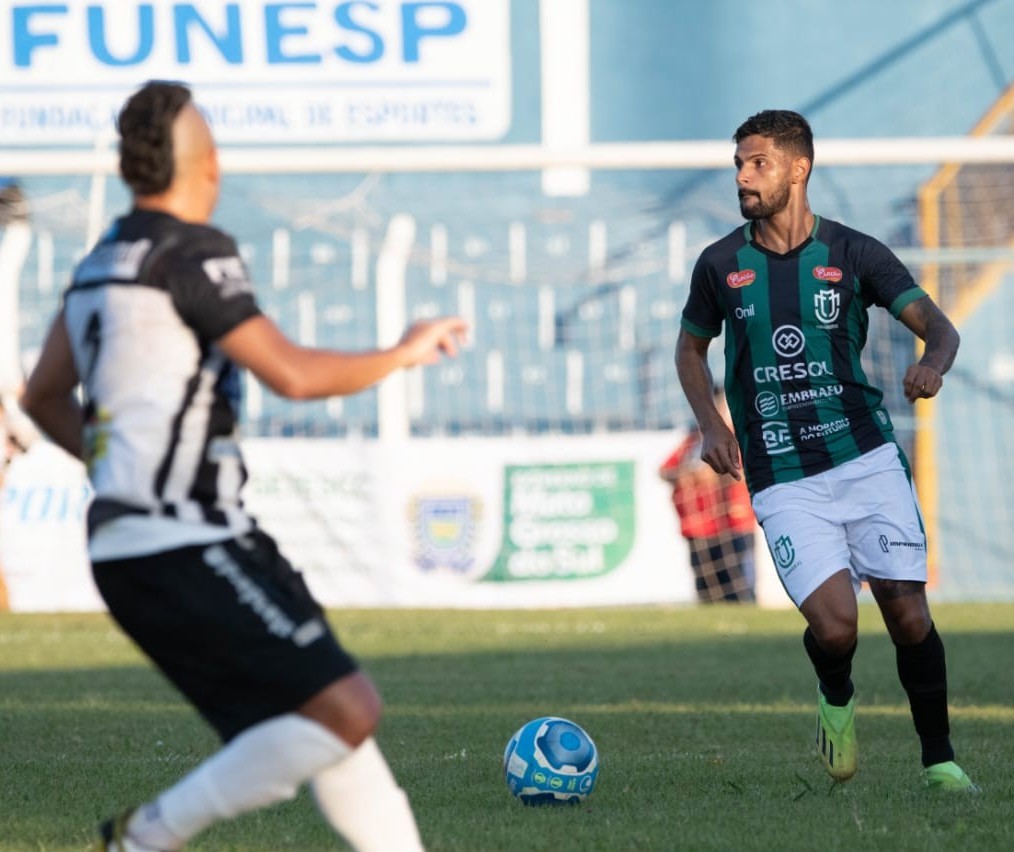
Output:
[676, 109, 976, 792]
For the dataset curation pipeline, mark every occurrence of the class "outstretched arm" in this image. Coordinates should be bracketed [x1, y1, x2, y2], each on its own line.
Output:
[897, 295, 959, 404]
[218, 314, 469, 400]
[675, 328, 742, 480]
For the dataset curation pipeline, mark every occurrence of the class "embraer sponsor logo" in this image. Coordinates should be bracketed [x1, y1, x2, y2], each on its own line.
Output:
[754, 384, 844, 416]
[813, 266, 843, 282]
[782, 385, 844, 405]
[726, 269, 756, 288]
[755, 391, 780, 417]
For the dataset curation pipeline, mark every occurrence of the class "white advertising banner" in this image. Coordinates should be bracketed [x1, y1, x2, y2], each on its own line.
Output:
[0, 433, 699, 611]
[0, 442, 101, 611]
[0, 0, 512, 143]
[240, 433, 697, 608]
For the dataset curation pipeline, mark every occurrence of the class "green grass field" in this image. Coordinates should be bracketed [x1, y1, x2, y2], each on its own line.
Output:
[1, 604, 1012, 851]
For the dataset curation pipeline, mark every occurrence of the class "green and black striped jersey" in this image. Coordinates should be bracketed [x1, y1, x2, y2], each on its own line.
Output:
[681, 216, 925, 495]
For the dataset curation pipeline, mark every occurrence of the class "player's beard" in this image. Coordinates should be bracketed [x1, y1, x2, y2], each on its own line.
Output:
[739, 181, 791, 220]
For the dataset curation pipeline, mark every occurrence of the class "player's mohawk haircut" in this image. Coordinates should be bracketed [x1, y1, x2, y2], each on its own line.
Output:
[734, 109, 815, 164]
[117, 81, 193, 197]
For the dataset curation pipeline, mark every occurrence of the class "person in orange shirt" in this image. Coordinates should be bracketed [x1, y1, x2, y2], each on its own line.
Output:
[660, 388, 756, 602]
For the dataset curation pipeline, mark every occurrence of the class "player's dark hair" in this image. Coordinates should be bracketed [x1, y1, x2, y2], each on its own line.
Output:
[117, 81, 193, 196]
[734, 109, 814, 165]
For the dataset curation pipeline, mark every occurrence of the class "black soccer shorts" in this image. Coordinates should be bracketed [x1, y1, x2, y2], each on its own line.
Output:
[92, 529, 359, 741]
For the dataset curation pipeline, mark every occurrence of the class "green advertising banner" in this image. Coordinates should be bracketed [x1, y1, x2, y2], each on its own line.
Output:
[483, 461, 635, 582]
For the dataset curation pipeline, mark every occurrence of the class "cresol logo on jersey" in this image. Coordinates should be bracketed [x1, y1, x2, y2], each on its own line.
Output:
[0, 0, 511, 143]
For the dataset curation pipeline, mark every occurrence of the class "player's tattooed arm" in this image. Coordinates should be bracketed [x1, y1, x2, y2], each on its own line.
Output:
[897, 296, 960, 403]
[899, 296, 960, 375]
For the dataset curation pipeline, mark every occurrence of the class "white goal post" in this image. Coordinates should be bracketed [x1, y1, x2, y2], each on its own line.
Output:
[4, 135, 1014, 175]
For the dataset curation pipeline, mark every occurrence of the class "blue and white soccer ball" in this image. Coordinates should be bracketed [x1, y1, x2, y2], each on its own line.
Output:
[503, 716, 599, 805]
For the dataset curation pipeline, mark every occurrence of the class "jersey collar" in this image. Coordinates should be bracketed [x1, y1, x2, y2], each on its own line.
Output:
[744, 215, 821, 258]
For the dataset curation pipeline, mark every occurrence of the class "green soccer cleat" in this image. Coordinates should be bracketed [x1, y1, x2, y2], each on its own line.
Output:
[815, 688, 858, 781]
[924, 761, 980, 793]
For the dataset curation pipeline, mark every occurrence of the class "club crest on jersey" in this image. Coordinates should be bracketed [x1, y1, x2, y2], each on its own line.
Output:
[814, 288, 841, 326]
[726, 269, 756, 288]
[812, 266, 843, 282]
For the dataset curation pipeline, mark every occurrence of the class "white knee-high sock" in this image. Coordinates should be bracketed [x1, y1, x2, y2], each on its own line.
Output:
[311, 737, 424, 852]
[127, 714, 350, 849]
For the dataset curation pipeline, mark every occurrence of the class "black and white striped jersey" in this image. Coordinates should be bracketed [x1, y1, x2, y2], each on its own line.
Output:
[63, 208, 262, 558]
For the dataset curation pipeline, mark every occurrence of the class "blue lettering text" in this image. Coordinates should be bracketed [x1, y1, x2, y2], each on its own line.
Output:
[13, 4, 66, 67]
[401, 2, 465, 62]
[334, 1, 383, 63]
[265, 2, 320, 64]
[87, 4, 153, 66]
[174, 3, 243, 64]
[8, 2, 472, 68]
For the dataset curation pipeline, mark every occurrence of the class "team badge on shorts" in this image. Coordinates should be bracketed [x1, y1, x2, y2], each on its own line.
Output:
[772, 534, 799, 574]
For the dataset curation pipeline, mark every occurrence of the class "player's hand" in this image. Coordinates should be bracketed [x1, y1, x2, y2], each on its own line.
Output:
[397, 316, 470, 367]
[903, 364, 943, 404]
[699, 423, 743, 481]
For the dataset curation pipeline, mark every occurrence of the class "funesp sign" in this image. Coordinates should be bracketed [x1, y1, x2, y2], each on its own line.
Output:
[1, 0, 512, 142]
[12, 2, 470, 68]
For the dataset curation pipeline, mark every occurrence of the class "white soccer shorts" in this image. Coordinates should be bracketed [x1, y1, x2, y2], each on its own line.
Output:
[751, 443, 928, 607]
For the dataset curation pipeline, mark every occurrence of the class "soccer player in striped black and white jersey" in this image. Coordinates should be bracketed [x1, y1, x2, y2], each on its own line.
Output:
[676, 110, 976, 792]
[22, 81, 467, 851]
